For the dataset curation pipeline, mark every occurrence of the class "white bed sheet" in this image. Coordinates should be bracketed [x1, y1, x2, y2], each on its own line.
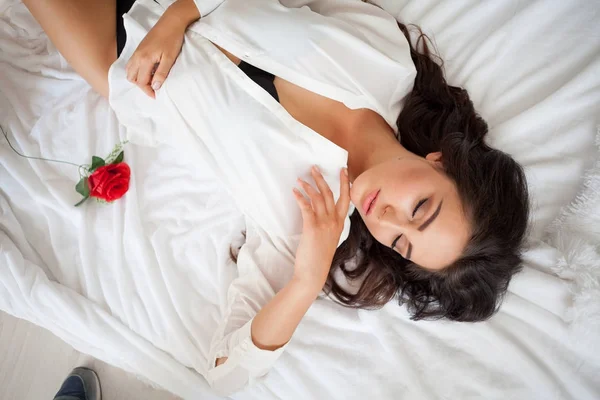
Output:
[1, 0, 599, 399]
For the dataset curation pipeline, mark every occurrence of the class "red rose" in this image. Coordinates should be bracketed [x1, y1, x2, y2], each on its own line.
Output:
[88, 162, 131, 202]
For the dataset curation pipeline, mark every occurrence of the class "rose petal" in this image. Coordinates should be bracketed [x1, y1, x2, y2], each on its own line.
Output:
[86, 163, 131, 202]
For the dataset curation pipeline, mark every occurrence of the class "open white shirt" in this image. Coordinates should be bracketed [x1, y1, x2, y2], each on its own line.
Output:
[108, 0, 416, 395]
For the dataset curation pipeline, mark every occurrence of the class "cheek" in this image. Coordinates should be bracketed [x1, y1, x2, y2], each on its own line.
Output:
[349, 180, 360, 206]
[383, 170, 428, 200]
[370, 227, 388, 247]
[349, 170, 371, 207]
[361, 216, 392, 248]
[396, 164, 446, 194]
[350, 160, 442, 209]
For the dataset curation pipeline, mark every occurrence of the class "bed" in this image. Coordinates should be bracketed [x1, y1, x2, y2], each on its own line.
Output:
[1, 0, 599, 399]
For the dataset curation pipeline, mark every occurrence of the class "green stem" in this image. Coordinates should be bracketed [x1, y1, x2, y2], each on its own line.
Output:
[1, 125, 84, 169]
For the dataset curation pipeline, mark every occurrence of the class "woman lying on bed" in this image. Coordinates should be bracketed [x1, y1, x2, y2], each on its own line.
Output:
[24, 0, 530, 395]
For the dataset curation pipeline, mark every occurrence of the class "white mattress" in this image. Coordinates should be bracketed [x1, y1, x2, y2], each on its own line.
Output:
[1, 0, 599, 399]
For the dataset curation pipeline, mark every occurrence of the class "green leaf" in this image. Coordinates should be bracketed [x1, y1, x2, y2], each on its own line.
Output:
[74, 196, 89, 207]
[90, 156, 105, 172]
[112, 151, 124, 164]
[75, 177, 90, 197]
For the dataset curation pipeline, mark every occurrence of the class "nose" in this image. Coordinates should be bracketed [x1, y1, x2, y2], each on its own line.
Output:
[378, 205, 408, 230]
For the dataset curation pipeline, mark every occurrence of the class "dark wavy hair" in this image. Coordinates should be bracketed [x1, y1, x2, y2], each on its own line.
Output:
[323, 22, 530, 322]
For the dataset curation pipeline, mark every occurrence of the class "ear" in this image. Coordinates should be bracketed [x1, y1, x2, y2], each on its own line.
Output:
[425, 151, 443, 164]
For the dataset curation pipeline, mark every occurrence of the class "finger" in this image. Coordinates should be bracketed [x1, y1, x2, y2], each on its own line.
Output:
[298, 178, 326, 216]
[126, 62, 138, 83]
[311, 166, 334, 213]
[336, 168, 351, 219]
[151, 54, 175, 91]
[125, 57, 133, 77]
[136, 60, 156, 98]
[293, 188, 315, 223]
[140, 84, 156, 99]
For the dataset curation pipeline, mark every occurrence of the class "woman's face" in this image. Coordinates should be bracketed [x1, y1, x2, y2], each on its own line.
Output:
[350, 152, 471, 270]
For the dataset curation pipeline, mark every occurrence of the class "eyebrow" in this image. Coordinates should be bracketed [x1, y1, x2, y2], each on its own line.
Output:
[418, 200, 443, 232]
[403, 200, 443, 260]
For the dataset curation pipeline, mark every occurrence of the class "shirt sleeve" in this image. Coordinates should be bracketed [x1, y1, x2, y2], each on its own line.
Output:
[155, 0, 224, 17]
[205, 220, 297, 396]
[193, 0, 225, 17]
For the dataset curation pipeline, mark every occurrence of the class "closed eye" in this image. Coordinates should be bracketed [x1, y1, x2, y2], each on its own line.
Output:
[391, 234, 411, 259]
[391, 198, 428, 256]
[412, 198, 428, 217]
[391, 235, 402, 250]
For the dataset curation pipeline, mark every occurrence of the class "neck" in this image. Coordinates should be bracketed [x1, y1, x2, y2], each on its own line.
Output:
[339, 111, 412, 182]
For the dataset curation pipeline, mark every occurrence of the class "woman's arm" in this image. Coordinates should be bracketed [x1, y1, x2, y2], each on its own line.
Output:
[216, 166, 351, 366]
[125, 0, 200, 98]
[165, 0, 201, 25]
[251, 276, 322, 351]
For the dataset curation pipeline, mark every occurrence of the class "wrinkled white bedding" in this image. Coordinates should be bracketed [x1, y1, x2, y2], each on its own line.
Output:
[1, 0, 599, 399]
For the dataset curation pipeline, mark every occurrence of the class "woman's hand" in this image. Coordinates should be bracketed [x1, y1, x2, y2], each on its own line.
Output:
[125, 0, 199, 98]
[292, 166, 351, 288]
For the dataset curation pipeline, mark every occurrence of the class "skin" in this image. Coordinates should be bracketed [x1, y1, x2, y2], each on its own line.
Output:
[351, 153, 470, 270]
[342, 121, 471, 271]
[22, 0, 470, 372]
[277, 83, 472, 271]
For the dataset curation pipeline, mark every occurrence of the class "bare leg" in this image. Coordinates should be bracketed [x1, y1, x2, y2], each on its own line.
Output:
[22, 0, 117, 98]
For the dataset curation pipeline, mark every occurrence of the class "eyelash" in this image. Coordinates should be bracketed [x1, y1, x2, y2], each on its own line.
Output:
[412, 198, 428, 217]
[391, 198, 429, 250]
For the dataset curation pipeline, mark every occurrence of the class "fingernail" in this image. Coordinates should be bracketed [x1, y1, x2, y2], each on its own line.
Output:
[312, 165, 320, 173]
[344, 168, 348, 176]
[151, 81, 162, 91]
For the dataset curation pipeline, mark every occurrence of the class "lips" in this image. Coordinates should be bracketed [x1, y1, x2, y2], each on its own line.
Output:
[362, 189, 380, 215]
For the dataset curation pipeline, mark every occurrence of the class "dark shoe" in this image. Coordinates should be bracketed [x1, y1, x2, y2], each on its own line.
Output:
[53, 367, 102, 400]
